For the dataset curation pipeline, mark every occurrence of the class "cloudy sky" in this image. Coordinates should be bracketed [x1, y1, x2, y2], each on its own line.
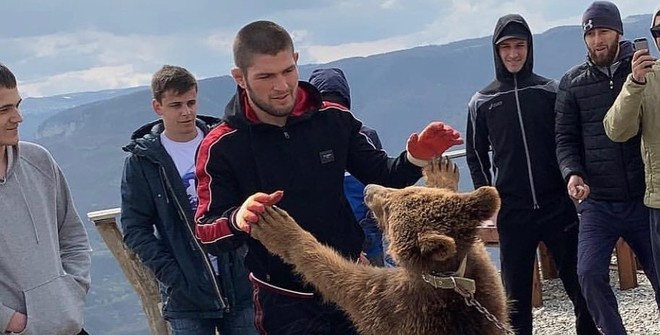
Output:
[3, 0, 656, 97]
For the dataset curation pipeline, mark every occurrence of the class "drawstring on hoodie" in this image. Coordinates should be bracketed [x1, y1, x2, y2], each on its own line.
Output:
[16, 173, 40, 244]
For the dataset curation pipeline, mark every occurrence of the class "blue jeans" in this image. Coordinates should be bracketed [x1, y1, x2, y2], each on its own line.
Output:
[577, 198, 660, 335]
[169, 306, 258, 335]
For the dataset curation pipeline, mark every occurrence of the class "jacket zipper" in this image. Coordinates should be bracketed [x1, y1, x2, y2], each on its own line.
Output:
[607, 66, 631, 199]
[159, 165, 231, 313]
[282, 127, 290, 139]
[513, 75, 540, 209]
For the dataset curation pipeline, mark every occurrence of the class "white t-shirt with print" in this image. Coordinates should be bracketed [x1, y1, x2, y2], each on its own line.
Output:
[161, 128, 219, 274]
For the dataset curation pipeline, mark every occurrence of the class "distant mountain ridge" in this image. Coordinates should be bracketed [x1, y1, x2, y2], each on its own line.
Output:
[22, 14, 654, 334]
[20, 87, 145, 140]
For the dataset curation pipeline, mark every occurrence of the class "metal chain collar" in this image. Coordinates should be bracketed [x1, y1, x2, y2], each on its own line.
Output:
[453, 285, 515, 335]
[421, 256, 513, 334]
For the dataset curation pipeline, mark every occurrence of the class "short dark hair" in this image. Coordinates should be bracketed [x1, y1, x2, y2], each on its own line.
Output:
[0, 63, 17, 90]
[233, 20, 294, 71]
[151, 65, 197, 103]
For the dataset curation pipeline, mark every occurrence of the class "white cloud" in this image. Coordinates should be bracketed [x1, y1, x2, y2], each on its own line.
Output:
[303, 38, 409, 64]
[300, 0, 659, 65]
[380, 0, 398, 9]
[6, 0, 660, 97]
[19, 65, 152, 97]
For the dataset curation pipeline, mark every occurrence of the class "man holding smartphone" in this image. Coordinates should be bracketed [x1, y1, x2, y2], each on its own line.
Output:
[604, 7, 660, 290]
[556, 2, 660, 334]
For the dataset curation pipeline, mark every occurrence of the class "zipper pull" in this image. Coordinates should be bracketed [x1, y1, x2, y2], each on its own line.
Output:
[283, 128, 290, 139]
[223, 297, 231, 313]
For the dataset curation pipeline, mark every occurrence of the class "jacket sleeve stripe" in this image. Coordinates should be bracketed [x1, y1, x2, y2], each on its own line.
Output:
[194, 123, 237, 241]
[196, 217, 235, 244]
[466, 94, 492, 187]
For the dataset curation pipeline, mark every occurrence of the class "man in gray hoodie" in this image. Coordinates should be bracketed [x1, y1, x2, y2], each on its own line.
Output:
[0, 63, 91, 335]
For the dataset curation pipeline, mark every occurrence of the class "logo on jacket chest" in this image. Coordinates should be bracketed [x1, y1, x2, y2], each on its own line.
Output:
[488, 101, 503, 110]
[319, 150, 335, 164]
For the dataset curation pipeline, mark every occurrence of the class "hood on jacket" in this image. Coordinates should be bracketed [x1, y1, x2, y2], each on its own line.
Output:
[123, 115, 220, 155]
[492, 14, 534, 81]
[308, 68, 351, 109]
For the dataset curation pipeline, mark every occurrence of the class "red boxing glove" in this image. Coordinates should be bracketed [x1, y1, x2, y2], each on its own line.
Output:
[236, 190, 284, 233]
[406, 122, 464, 161]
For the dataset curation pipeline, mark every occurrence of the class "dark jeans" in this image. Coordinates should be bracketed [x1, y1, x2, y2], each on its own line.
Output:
[651, 208, 660, 290]
[577, 198, 660, 335]
[498, 196, 598, 335]
[251, 279, 358, 335]
[168, 311, 258, 335]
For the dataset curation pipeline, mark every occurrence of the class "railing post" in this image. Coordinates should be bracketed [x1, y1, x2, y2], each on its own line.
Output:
[87, 208, 171, 335]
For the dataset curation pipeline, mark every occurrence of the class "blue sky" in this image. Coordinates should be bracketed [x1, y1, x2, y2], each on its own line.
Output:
[3, 0, 656, 97]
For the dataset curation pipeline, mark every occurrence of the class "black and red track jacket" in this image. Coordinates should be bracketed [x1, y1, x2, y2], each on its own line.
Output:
[194, 81, 422, 295]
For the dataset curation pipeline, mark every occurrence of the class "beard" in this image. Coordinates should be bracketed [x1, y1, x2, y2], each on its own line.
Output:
[588, 39, 619, 67]
[245, 80, 296, 118]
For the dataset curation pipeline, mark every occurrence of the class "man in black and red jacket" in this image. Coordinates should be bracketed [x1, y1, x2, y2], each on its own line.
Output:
[194, 20, 463, 335]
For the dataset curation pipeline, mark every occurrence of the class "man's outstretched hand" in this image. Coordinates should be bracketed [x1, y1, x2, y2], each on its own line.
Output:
[407, 122, 464, 161]
[236, 191, 284, 233]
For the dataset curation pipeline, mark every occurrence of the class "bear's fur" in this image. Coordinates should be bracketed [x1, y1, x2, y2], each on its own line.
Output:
[251, 157, 509, 335]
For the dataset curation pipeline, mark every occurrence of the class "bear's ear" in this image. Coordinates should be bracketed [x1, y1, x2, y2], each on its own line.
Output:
[417, 232, 456, 262]
[462, 186, 501, 221]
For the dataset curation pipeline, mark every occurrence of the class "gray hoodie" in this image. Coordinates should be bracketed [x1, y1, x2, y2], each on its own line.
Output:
[0, 142, 91, 335]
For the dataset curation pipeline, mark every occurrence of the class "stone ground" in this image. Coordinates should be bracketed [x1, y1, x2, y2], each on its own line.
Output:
[532, 272, 659, 334]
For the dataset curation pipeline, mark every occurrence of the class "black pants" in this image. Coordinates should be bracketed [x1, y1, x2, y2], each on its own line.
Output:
[498, 196, 599, 335]
[251, 280, 358, 335]
[650, 208, 660, 291]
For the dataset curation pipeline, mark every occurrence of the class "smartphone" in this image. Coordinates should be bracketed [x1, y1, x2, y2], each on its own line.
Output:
[634, 37, 650, 54]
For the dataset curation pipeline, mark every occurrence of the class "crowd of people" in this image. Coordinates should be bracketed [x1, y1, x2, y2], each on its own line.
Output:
[1, 1, 660, 334]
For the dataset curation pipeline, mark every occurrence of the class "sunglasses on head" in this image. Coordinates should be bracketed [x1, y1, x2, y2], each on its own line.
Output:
[651, 25, 660, 38]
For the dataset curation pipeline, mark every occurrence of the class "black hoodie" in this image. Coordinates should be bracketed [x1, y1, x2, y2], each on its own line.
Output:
[466, 14, 566, 209]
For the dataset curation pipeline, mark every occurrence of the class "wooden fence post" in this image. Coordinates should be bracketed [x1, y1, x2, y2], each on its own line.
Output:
[87, 208, 171, 335]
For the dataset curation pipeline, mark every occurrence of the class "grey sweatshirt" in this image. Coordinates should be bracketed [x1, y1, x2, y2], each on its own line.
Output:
[0, 142, 91, 335]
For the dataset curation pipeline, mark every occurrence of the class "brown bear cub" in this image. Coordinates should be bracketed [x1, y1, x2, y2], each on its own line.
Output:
[251, 157, 509, 335]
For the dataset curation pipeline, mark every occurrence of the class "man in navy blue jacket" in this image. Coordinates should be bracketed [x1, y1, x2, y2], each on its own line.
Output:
[121, 65, 257, 335]
[194, 20, 463, 335]
[466, 14, 598, 335]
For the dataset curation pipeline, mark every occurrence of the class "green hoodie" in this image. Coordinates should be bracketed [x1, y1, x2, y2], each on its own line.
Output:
[604, 9, 660, 208]
[0, 142, 91, 334]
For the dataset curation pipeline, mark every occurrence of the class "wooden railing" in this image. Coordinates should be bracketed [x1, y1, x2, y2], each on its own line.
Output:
[86, 148, 638, 324]
[87, 209, 171, 335]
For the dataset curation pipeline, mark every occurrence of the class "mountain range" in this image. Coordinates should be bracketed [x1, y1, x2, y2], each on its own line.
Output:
[21, 14, 655, 334]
